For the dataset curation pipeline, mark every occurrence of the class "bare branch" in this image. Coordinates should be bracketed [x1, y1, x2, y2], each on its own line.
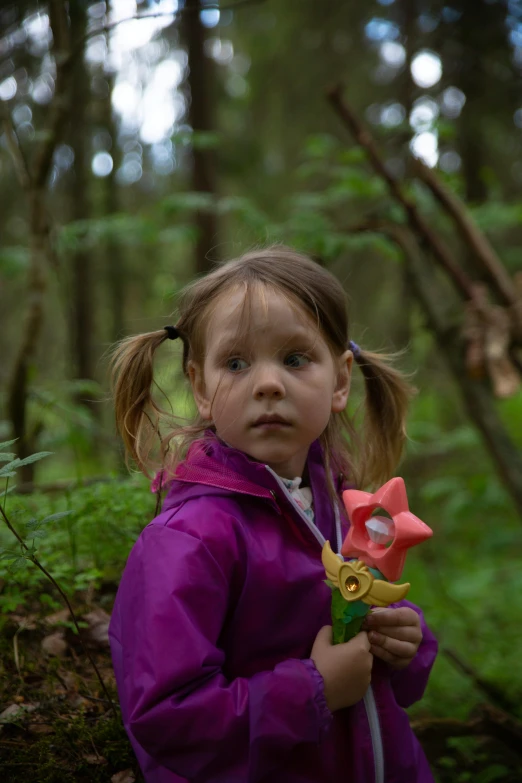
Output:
[442, 646, 518, 713]
[352, 220, 522, 518]
[412, 703, 522, 757]
[1, 108, 32, 190]
[412, 158, 522, 334]
[326, 85, 476, 302]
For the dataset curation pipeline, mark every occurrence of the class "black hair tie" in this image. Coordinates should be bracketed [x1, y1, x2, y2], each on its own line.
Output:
[163, 325, 180, 340]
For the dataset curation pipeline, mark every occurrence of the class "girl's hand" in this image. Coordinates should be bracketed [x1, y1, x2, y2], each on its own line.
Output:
[362, 607, 422, 670]
[311, 626, 373, 712]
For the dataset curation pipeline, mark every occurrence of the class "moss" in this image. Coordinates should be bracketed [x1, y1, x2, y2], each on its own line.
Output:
[1, 712, 142, 783]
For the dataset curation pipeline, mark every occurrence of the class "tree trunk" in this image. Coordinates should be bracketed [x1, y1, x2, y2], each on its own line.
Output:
[8, 190, 48, 482]
[5, 0, 72, 483]
[69, 0, 94, 388]
[392, 0, 417, 350]
[184, 0, 218, 274]
[103, 69, 125, 343]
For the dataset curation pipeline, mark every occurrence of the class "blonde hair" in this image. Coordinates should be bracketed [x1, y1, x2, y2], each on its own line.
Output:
[111, 246, 414, 490]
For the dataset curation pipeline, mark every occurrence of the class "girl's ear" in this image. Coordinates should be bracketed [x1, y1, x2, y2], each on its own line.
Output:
[331, 350, 353, 413]
[188, 361, 212, 420]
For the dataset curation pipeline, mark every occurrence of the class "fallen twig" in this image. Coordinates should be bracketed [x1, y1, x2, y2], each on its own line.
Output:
[412, 703, 522, 757]
[442, 646, 519, 714]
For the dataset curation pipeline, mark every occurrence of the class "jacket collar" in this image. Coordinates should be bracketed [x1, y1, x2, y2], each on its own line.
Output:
[161, 431, 345, 548]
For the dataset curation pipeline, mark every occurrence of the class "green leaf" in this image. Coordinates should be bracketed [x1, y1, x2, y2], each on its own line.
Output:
[191, 130, 222, 150]
[14, 451, 53, 468]
[0, 452, 52, 477]
[304, 133, 339, 158]
[0, 246, 29, 278]
[0, 550, 20, 561]
[0, 453, 16, 462]
[9, 557, 28, 571]
[40, 511, 72, 524]
[0, 439, 17, 451]
[161, 191, 216, 215]
[476, 765, 509, 783]
[25, 518, 40, 530]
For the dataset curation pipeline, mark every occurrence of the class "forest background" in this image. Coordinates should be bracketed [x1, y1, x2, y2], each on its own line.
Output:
[1, 1, 522, 781]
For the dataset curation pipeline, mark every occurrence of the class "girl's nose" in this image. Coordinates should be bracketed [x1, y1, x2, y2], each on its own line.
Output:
[252, 365, 286, 400]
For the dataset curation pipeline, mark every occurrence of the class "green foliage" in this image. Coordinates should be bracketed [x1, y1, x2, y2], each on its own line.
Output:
[0, 477, 153, 604]
[161, 191, 217, 216]
[0, 439, 153, 604]
[172, 129, 222, 150]
[401, 396, 522, 723]
[58, 214, 158, 254]
[469, 201, 522, 233]
[0, 245, 29, 277]
[0, 439, 52, 486]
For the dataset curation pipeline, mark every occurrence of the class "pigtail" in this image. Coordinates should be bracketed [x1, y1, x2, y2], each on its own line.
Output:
[110, 329, 171, 474]
[354, 348, 415, 488]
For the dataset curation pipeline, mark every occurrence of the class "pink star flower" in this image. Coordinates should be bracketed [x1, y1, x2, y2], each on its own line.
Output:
[341, 477, 432, 582]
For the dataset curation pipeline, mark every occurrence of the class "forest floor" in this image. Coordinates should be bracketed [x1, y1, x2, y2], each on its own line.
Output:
[1, 588, 521, 783]
[0, 586, 143, 783]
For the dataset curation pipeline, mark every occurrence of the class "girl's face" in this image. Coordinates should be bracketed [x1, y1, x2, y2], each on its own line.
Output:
[189, 286, 352, 479]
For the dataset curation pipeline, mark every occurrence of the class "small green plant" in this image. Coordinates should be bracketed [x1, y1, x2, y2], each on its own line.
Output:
[0, 440, 117, 714]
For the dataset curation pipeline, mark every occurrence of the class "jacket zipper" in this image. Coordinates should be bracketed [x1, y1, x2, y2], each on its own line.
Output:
[364, 687, 384, 783]
[265, 466, 384, 783]
[265, 466, 327, 549]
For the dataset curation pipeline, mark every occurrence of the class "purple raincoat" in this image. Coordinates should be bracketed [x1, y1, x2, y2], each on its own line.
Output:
[109, 434, 437, 783]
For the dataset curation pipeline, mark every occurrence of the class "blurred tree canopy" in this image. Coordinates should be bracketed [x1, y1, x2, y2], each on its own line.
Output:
[1, 0, 521, 503]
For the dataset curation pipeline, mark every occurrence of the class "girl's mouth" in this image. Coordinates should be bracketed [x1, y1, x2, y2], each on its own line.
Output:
[252, 415, 290, 429]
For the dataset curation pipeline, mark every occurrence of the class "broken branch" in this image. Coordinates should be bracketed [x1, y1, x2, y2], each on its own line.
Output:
[327, 84, 476, 301]
[412, 158, 522, 335]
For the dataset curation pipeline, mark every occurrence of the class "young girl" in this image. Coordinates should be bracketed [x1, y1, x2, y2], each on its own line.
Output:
[109, 246, 438, 783]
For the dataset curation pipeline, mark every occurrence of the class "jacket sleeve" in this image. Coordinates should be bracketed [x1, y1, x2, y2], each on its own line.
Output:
[388, 599, 438, 708]
[109, 516, 332, 783]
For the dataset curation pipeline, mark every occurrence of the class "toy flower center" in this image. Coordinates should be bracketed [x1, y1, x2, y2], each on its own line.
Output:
[345, 576, 360, 592]
[365, 515, 395, 545]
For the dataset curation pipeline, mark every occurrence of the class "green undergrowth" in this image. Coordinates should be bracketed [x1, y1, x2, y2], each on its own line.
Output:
[1, 455, 521, 780]
[0, 475, 154, 609]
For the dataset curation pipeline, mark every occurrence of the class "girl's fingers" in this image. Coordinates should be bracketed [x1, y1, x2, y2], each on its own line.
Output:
[364, 607, 420, 628]
[368, 627, 421, 645]
[370, 644, 412, 669]
[368, 631, 418, 660]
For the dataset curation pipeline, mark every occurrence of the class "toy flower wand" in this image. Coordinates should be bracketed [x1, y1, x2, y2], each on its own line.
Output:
[322, 478, 433, 645]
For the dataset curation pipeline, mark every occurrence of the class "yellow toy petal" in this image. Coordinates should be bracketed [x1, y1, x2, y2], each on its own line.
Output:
[321, 540, 343, 587]
[362, 579, 410, 607]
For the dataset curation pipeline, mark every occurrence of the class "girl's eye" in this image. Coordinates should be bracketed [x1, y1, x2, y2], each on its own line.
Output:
[226, 357, 249, 372]
[284, 353, 310, 368]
